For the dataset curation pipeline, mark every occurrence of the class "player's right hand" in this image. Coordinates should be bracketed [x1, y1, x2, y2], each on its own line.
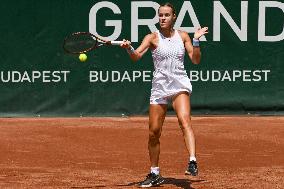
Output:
[120, 39, 131, 49]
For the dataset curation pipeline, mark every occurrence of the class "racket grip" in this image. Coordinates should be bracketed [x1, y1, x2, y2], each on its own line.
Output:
[110, 41, 124, 45]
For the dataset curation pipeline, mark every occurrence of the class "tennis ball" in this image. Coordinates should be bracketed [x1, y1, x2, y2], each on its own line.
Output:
[79, 53, 87, 62]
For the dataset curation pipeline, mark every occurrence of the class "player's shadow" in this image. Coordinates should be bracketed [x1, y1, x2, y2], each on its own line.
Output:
[163, 177, 205, 189]
[117, 177, 206, 189]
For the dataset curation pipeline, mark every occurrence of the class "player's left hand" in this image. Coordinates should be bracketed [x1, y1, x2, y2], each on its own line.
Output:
[194, 27, 209, 39]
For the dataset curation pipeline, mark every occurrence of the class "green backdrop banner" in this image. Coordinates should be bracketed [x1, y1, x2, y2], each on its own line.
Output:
[0, 0, 283, 116]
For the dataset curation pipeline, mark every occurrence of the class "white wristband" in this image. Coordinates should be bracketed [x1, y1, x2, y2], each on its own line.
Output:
[192, 38, 200, 47]
[126, 45, 135, 54]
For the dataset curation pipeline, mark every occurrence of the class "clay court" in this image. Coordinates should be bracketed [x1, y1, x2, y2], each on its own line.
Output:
[0, 116, 283, 189]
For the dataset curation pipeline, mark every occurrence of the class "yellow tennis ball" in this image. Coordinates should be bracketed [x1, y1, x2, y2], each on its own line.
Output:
[79, 53, 87, 62]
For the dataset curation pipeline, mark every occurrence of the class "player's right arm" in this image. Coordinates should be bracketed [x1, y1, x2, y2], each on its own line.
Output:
[121, 33, 155, 62]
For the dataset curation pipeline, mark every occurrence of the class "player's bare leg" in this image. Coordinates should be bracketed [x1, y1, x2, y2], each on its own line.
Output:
[148, 104, 167, 168]
[172, 92, 198, 176]
[138, 104, 167, 187]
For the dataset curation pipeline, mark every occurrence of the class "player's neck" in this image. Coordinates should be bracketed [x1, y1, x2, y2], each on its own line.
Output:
[160, 28, 175, 38]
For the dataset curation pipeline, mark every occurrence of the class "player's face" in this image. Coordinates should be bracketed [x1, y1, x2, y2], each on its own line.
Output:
[158, 6, 176, 29]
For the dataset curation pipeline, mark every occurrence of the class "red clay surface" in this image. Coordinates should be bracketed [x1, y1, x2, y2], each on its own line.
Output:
[0, 116, 283, 189]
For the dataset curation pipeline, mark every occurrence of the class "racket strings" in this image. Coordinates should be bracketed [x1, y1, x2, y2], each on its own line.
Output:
[63, 34, 98, 54]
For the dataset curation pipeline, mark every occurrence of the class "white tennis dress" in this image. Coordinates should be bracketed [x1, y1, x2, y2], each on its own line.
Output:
[150, 30, 192, 104]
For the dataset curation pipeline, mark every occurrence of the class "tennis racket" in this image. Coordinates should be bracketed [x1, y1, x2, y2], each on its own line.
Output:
[63, 32, 124, 54]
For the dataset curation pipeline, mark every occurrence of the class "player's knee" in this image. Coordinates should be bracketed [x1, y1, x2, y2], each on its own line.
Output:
[179, 124, 193, 133]
[178, 116, 192, 130]
[148, 129, 161, 143]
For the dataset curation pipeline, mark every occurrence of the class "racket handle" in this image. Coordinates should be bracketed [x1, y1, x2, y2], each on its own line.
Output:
[110, 41, 124, 45]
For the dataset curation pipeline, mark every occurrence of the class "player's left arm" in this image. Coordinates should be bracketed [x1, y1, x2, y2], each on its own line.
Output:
[182, 27, 208, 65]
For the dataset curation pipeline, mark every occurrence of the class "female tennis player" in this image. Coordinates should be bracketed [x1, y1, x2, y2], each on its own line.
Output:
[121, 2, 208, 187]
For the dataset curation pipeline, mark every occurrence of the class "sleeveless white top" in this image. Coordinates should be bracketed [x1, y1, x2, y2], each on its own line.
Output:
[150, 30, 192, 100]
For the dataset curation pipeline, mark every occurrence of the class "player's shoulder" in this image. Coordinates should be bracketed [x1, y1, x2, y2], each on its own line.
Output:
[177, 30, 191, 42]
[143, 32, 158, 41]
[147, 32, 158, 39]
[177, 30, 190, 38]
